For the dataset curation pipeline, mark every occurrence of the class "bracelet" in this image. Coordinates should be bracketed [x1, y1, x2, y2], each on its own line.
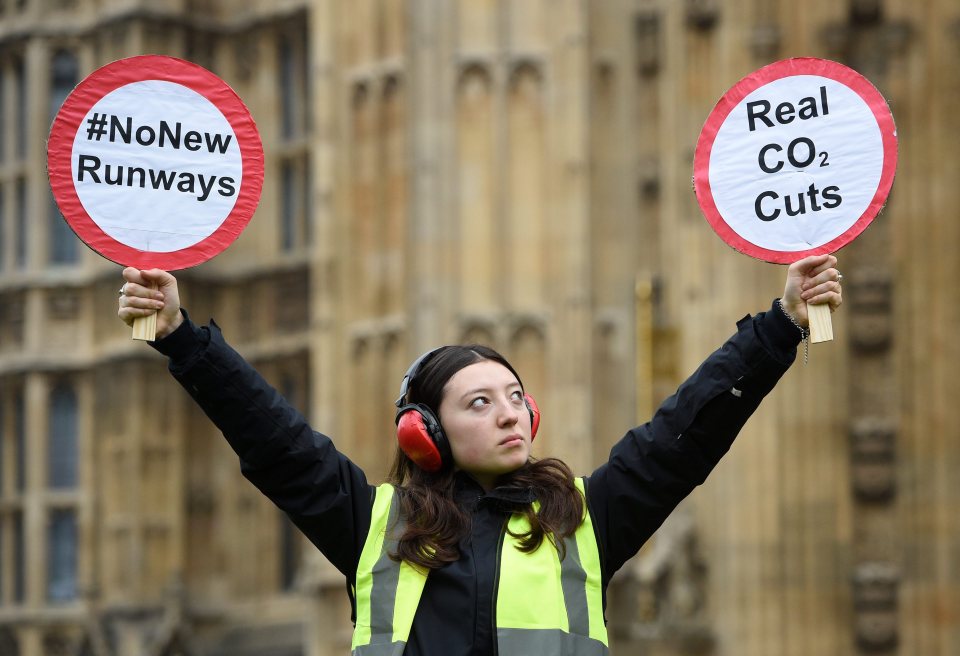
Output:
[776, 298, 808, 365]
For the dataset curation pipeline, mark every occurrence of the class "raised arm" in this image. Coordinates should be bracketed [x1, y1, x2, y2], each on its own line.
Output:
[586, 255, 841, 581]
[118, 268, 373, 579]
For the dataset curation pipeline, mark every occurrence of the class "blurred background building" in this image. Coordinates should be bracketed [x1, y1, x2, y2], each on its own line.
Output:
[0, 0, 956, 654]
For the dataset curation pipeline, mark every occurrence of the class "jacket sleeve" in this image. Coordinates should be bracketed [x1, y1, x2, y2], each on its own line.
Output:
[151, 311, 373, 580]
[585, 300, 801, 582]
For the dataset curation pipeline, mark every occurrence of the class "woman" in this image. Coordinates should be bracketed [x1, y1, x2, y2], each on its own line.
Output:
[118, 254, 842, 656]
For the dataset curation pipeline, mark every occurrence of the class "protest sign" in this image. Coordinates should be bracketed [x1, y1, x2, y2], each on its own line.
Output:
[48, 55, 263, 339]
[694, 58, 897, 342]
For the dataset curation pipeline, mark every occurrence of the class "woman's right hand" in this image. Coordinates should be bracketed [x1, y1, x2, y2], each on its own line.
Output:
[118, 267, 183, 340]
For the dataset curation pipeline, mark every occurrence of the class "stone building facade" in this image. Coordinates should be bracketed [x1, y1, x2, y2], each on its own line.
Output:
[0, 0, 957, 654]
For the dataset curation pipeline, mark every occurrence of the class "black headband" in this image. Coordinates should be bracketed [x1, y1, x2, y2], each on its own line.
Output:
[394, 347, 443, 408]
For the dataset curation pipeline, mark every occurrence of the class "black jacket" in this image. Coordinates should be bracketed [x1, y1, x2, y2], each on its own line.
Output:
[152, 301, 800, 656]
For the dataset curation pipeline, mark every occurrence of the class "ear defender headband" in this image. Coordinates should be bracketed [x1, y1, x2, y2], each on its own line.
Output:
[394, 347, 540, 472]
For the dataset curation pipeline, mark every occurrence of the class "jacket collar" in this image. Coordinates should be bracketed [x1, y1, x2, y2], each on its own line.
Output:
[453, 470, 537, 508]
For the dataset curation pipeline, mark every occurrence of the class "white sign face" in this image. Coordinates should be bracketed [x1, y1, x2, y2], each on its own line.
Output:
[72, 80, 243, 252]
[694, 58, 897, 263]
[48, 55, 263, 270]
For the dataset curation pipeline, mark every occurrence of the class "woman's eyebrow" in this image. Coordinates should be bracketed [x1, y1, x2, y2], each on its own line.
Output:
[459, 387, 492, 400]
[459, 382, 521, 401]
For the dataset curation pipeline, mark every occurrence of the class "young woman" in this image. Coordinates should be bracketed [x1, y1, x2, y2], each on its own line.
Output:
[118, 255, 842, 656]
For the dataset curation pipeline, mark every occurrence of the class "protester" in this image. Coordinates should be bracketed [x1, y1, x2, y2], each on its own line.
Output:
[118, 254, 842, 656]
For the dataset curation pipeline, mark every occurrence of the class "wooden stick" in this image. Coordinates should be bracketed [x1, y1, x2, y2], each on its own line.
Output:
[131, 282, 158, 342]
[807, 302, 833, 343]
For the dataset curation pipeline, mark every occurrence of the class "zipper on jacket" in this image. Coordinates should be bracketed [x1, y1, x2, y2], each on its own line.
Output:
[490, 520, 507, 656]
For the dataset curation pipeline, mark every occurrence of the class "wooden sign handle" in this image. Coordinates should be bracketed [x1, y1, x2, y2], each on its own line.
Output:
[131, 281, 158, 342]
[807, 302, 833, 343]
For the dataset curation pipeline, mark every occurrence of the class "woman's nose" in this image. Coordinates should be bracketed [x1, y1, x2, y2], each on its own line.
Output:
[497, 401, 520, 426]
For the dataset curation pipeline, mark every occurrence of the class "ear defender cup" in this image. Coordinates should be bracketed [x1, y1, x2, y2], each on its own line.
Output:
[395, 402, 450, 473]
[524, 393, 540, 440]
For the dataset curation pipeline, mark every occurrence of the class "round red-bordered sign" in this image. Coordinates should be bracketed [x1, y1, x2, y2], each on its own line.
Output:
[47, 55, 263, 270]
[693, 58, 897, 264]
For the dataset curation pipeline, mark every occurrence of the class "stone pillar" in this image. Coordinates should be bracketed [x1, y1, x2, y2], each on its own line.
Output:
[821, 3, 911, 652]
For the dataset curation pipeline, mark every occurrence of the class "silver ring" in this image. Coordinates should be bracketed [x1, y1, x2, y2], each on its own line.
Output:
[837, 273, 844, 284]
[118, 285, 126, 297]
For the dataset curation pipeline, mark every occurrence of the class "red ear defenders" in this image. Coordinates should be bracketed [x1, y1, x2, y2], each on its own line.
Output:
[394, 348, 540, 472]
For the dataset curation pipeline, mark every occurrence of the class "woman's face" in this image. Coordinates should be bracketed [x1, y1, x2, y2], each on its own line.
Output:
[437, 359, 532, 489]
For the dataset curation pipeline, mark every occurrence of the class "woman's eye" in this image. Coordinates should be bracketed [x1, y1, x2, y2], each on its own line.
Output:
[469, 397, 488, 408]
[510, 390, 524, 402]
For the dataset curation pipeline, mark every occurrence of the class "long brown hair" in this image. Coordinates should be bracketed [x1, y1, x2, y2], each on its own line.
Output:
[387, 345, 585, 570]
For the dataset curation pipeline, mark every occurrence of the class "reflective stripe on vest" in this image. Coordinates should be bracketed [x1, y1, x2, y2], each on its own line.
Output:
[352, 485, 427, 655]
[351, 478, 608, 656]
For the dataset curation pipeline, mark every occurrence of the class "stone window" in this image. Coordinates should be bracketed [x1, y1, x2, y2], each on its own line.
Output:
[48, 50, 79, 265]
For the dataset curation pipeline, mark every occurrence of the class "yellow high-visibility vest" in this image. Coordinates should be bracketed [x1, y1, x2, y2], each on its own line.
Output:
[351, 478, 608, 656]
